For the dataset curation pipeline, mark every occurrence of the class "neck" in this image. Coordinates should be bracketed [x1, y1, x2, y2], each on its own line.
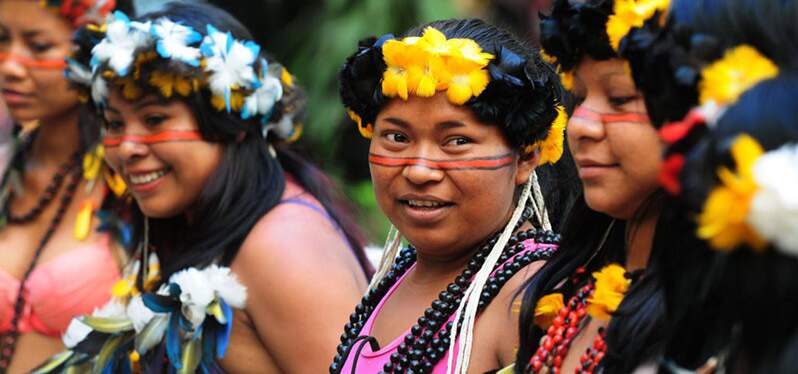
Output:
[26, 109, 81, 170]
[413, 246, 478, 285]
[624, 207, 660, 271]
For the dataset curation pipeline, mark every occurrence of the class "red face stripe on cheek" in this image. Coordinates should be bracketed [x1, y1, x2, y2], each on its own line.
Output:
[0, 53, 67, 70]
[573, 107, 650, 124]
[102, 130, 203, 147]
[368, 153, 515, 171]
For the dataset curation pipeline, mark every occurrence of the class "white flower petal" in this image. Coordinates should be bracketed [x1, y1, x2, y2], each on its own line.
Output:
[62, 318, 93, 349]
[126, 295, 156, 333]
[204, 265, 247, 309]
[171, 268, 215, 309]
[749, 143, 798, 256]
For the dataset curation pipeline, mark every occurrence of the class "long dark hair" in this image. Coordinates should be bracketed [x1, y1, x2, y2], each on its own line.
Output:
[124, 2, 371, 281]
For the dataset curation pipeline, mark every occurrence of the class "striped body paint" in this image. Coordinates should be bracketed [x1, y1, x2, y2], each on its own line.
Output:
[0, 53, 67, 70]
[102, 130, 203, 147]
[573, 107, 649, 124]
[368, 153, 515, 171]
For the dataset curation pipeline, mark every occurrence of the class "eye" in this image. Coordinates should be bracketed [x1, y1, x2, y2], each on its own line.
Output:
[103, 119, 124, 133]
[608, 95, 638, 107]
[144, 114, 167, 127]
[385, 132, 409, 143]
[445, 136, 472, 146]
[30, 42, 53, 54]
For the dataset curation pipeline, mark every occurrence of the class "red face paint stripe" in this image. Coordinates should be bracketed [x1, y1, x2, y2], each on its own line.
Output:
[573, 107, 649, 124]
[368, 153, 515, 170]
[103, 130, 203, 147]
[0, 53, 67, 70]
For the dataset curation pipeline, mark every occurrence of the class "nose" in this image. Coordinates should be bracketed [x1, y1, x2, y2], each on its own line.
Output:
[0, 51, 30, 83]
[402, 161, 445, 185]
[568, 104, 606, 143]
[115, 137, 150, 163]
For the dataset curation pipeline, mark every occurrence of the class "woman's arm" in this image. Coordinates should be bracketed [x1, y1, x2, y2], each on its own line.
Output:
[232, 200, 368, 372]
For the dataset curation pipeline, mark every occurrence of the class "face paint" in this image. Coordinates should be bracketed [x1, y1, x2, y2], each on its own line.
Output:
[573, 106, 650, 124]
[368, 153, 514, 171]
[102, 130, 203, 147]
[0, 52, 67, 70]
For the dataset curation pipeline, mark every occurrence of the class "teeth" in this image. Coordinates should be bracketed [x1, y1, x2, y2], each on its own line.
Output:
[407, 200, 445, 208]
[129, 170, 167, 185]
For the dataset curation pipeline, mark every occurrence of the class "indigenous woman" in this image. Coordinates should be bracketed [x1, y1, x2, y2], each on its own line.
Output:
[513, 0, 702, 372]
[332, 18, 572, 373]
[38, 3, 371, 373]
[618, 0, 798, 371]
[0, 1, 131, 372]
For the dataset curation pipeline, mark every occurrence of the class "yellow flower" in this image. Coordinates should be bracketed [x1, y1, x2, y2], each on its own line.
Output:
[606, 0, 670, 50]
[381, 38, 430, 100]
[587, 264, 630, 321]
[536, 105, 568, 165]
[116, 76, 142, 100]
[73, 200, 94, 241]
[112, 278, 137, 298]
[534, 293, 564, 328]
[347, 109, 373, 139]
[133, 51, 157, 80]
[559, 71, 573, 91]
[540, 49, 558, 65]
[697, 134, 767, 251]
[438, 39, 493, 104]
[149, 71, 197, 98]
[281, 67, 295, 88]
[210, 91, 245, 112]
[104, 169, 127, 197]
[699, 45, 778, 106]
[82, 144, 104, 182]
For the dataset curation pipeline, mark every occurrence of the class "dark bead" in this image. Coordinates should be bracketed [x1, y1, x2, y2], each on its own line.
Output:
[462, 269, 474, 279]
[405, 335, 416, 345]
[422, 359, 434, 371]
[427, 320, 439, 330]
[431, 337, 442, 347]
[418, 316, 428, 327]
[455, 276, 468, 287]
[349, 312, 359, 323]
[479, 300, 487, 308]
[414, 338, 428, 349]
[436, 345, 447, 355]
[481, 291, 492, 300]
[439, 291, 453, 303]
[431, 300, 446, 311]
[447, 284, 461, 294]
[424, 308, 436, 320]
[397, 342, 409, 354]
[518, 231, 528, 240]
[421, 329, 434, 340]
[467, 259, 480, 270]
[330, 362, 340, 372]
[383, 362, 394, 372]
[411, 324, 422, 336]
[390, 352, 402, 363]
[496, 275, 507, 284]
[410, 349, 423, 360]
[431, 310, 444, 321]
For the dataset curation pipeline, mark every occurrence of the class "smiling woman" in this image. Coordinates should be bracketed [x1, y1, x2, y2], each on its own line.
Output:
[332, 19, 576, 373]
[35, 2, 373, 373]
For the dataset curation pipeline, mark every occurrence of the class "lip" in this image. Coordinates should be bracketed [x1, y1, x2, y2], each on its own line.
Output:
[575, 158, 619, 179]
[396, 193, 454, 225]
[2, 89, 33, 105]
[125, 168, 170, 195]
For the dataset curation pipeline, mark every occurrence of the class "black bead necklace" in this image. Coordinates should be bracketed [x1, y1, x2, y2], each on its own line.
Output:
[331, 212, 561, 374]
[2, 152, 80, 225]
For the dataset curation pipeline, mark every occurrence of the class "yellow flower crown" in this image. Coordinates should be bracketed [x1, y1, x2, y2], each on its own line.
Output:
[606, 0, 670, 51]
[381, 27, 494, 106]
[587, 263, 630, 321]
[699, 45, 779, 107]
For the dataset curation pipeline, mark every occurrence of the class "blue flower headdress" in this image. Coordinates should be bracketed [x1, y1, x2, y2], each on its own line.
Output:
[67, 11, 302, 142]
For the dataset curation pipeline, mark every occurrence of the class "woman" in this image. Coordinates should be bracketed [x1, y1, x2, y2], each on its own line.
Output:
[513, 0, 705, 372]
[0, 1, 131, 372]
[39, 3, 371, 373]
[619, 0, 798, 371]
[332, 18, 574, 373]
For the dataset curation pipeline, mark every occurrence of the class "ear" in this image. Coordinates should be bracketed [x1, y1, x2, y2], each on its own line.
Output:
[515, 149, 540, 186]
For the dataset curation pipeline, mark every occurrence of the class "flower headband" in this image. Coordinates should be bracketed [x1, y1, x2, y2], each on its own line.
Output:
[40, 0, 116, 27]
[696, 134, 798, 257]
[342, 26, 568, 165]
[605, 0, 670, 52]
[69, 11, 301, 142]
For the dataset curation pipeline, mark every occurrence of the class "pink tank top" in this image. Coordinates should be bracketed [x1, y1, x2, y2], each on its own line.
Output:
[0, 235, 121, 336]
[341, 239, 557, 373]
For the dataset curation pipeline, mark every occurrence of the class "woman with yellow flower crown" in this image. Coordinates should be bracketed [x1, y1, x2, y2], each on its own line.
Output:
[0, 1, 134, 372]
[510, 0, 699, 373]
[331, 18, 578, 373]
[616, 0, 798, 372]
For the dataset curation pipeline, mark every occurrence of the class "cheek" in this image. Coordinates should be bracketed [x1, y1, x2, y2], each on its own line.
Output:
[32, 70, 78, 106]
[454, 170, 517, 222]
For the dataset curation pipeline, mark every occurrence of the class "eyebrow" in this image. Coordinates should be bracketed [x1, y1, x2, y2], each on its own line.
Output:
[382, 117, 468, 130]
[103, 98, 164, 114]
[383, 117, 410, 129]
[21, 30, 44, 38]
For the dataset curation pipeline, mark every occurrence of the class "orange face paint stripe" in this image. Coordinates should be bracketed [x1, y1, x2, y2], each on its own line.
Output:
[0, 53, 67, 70]
[102, 130, 203, 147]
[368, 153, 515, 170]
[573, 107, 650, 124]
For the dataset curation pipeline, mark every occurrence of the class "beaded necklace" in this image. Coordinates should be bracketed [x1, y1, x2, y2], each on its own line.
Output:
[331, 216, 560, 374]
[527, 279, 606, 374]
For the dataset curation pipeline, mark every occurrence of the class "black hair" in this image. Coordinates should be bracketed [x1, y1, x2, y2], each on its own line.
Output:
[339, 18, 580, 230]
[98, 2, 372, 281]
[539, 0, 617, 72]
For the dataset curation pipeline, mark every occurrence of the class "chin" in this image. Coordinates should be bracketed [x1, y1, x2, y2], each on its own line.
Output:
[583, 192, 633, 220]
[136, 199, 183, 219]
